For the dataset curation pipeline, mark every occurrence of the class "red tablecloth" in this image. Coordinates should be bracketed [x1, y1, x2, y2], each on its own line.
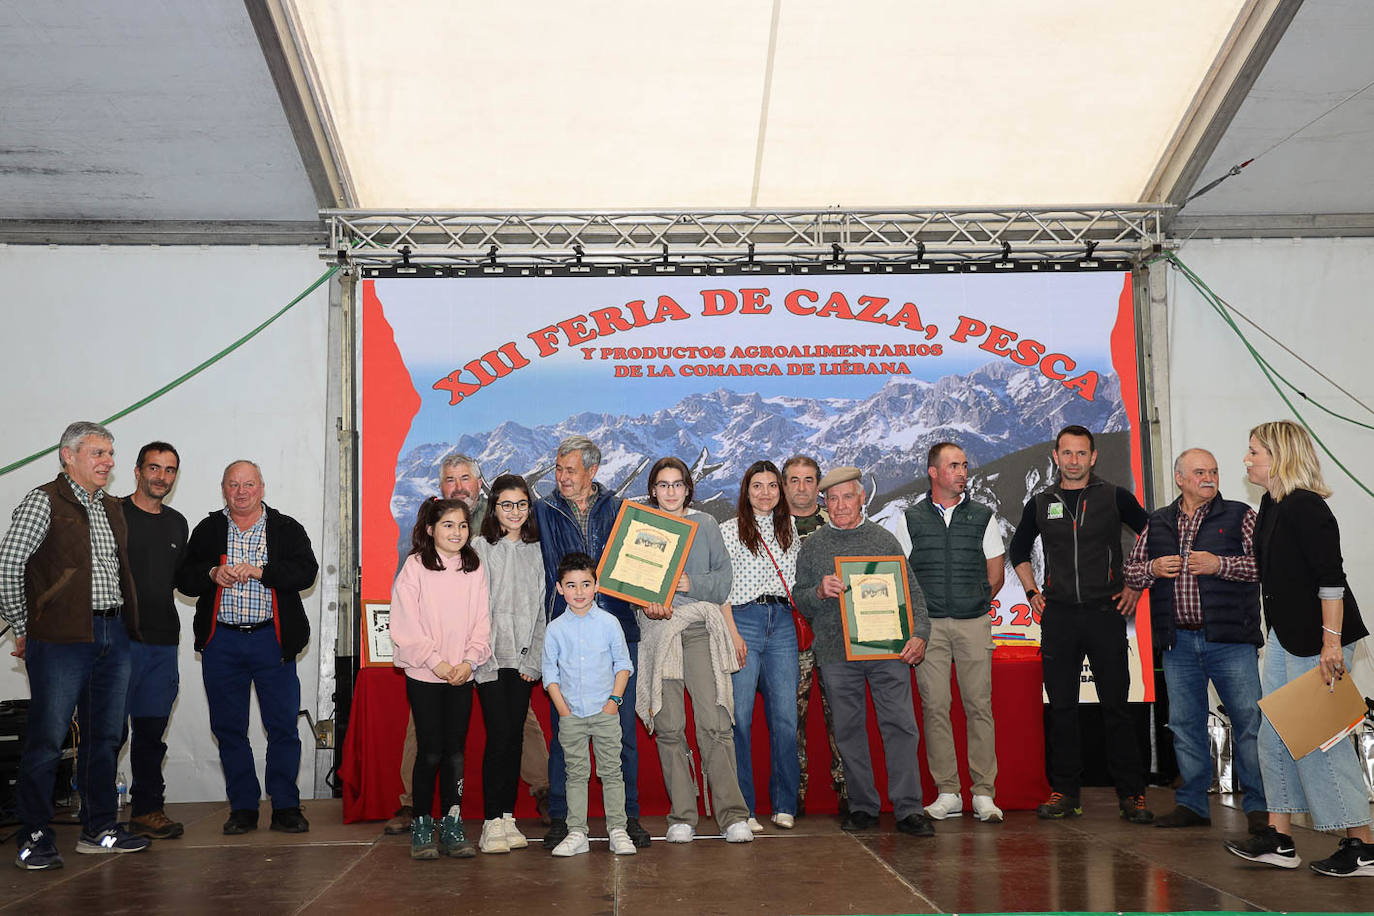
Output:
[340, 649, 1047, 823]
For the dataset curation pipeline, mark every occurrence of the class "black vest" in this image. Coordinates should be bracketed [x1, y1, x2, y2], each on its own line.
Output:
[904, 495, 993, 619]
[1032, 475, 1123, 606]
[1145, 495, 1261, 650]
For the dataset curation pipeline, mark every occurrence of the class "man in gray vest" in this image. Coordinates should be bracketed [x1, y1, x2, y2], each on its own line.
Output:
[0, 421, 151, 869]
[895, 442, 1005, 824]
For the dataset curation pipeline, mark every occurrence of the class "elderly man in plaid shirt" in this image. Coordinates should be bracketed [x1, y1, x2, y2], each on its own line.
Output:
[177, 460, 318, 836]
[1124, 448, 1267, 833]
[0, 421, 151, 869]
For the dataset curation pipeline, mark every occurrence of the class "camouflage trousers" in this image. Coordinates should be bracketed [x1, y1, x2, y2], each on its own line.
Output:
[796, 647, 847, 811]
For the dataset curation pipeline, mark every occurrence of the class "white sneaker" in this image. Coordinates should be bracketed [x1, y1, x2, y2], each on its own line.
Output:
[551, 830, 589, 857]
[479, 817, 510, 854]
[770, 812, 795, 829]
[747, 816, 764, 834]
[501, 813, 528, 849]
[665, 823, 695, 844]
[924, 792, 964, 820]
[608, 827, 637, 856]
[972, 795, 1004, 823]
[724, 820, 755, 843]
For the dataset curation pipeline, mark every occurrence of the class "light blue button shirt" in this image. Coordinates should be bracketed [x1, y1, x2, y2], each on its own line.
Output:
[542, 606, 633, 717]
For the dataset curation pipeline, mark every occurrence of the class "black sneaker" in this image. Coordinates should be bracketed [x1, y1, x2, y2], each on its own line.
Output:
[223, 809, 260, 835]
[1225, 825, 1301, 869]
[542, 817, 568, 849]
[1310, 837, 1374, 878]
[271, 806, 310, 833]
[625, 816, 651, 848]
[895, 813, 935, 837]
[14, 828, 63, 870]
[1036, 792, 1081, 819]
[1118, 794, 1153, 824]
[840, 810, 879, 831]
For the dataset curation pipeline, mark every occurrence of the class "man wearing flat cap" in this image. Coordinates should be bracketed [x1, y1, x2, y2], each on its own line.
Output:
[793, 466, 935, 837]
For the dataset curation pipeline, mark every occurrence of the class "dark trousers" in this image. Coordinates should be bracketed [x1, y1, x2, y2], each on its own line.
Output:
[201, 627, 301, 811]
[407, 677, 474, 816]
[548, 640, 640, 820]
[477, 669, 533, 819]
[125, 640, 179, 816]
[18, 616, 131, 838]
[1040, 600, 1145, 798]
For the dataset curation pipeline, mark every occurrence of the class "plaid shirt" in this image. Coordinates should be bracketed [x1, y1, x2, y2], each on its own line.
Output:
[218, 507, 272, 625]
[568, 483, 601, 552]
[0, 474, 124, 637]
[1124, 496, 1257, 628]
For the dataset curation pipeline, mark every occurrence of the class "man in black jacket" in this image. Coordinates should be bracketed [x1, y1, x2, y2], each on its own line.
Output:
[177, 460, 318, 835]
[1010, 426, 1152, 824]
[1124, 448, 1265, 832]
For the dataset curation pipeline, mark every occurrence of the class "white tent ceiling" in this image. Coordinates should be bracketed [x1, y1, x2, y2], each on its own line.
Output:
[1, 0, 1371, 239]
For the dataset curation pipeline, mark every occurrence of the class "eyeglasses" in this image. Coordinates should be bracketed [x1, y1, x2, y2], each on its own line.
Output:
[654, 480, 686, 491]
[496, 500, 530, 512]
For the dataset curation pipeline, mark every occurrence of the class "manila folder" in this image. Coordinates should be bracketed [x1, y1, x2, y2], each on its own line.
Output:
[1257, 665, 1365, 760]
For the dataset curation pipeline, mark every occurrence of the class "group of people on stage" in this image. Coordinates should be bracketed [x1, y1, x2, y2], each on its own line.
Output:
[2, 417, 1369, 878]
[1, 421, 319, 870]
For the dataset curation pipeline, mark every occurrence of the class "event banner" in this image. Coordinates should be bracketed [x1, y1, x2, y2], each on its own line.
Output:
[360, 271, 1153, 701]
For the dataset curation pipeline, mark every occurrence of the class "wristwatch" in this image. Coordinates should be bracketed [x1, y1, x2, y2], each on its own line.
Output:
[609, 695, 623, 707]
[1025, 588, 1040, 600]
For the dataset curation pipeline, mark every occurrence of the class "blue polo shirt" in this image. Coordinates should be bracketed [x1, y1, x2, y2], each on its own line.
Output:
[542, 605, 633, 718]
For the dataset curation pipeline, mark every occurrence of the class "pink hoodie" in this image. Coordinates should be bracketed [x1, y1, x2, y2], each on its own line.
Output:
[390, 553, 492, 683]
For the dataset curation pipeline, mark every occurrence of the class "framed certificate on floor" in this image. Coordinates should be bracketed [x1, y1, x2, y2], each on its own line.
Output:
[835, 556, 916, 660]
[596, 501, 699, 607]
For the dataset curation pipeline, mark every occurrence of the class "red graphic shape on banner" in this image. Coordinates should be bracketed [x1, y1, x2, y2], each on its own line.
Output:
[1108, 271, 1153, 700]
[361, 280, 421, 601]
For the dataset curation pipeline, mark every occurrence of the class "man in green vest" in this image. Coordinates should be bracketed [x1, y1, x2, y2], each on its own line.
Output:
[895, 442, 1005, 824]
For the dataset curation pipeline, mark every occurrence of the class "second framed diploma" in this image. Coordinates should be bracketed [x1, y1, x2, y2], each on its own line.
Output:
[596, 501, 699, 607]
[835, 556, 916, 660]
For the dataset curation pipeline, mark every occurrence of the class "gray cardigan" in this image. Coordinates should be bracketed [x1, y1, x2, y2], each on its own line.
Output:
[473, 535, 547, 682]
[671, 509, 732, 607]
[794, 519, 930, 666]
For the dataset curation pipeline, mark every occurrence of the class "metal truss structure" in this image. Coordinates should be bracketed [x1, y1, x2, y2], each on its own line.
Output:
[324, 206, 1168, 276]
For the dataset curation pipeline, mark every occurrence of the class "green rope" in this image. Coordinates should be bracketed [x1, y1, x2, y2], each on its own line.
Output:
[0, 265, 340, 478]
[1158, 252, 1373, 500]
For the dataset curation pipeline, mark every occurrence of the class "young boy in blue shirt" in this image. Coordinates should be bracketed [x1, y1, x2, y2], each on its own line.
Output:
[542, 553, 635, 857]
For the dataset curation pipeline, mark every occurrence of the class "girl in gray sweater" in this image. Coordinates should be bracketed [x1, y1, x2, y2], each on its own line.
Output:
[473, 474, 547, 854]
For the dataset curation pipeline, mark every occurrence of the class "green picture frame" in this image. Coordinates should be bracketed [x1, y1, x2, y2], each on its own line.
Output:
[596, 500, 699, 607]
[835, 555, 916, 660]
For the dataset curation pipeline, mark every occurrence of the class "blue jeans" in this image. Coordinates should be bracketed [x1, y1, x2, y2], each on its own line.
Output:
[1161, 629, 1265, 816]
[201, 626, 302, 811]
[1258, 630, 1370, 831]
[548, 640, 640, 820]
[730, 601, 800, 816]
[18, 616, 131, 836]
[125, 641, 179, 816]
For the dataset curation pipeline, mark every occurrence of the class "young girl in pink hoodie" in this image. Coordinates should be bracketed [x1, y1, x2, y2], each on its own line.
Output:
[391, 498, 491, 860]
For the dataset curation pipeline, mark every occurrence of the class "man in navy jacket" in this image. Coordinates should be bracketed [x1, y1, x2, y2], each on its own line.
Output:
[1125, 448, 1266, 832]
[178, 461, 318, 836]
[532, 436, 648, 848]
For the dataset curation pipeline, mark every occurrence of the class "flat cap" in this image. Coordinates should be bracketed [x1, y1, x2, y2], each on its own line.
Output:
[818, 465, 862, 492]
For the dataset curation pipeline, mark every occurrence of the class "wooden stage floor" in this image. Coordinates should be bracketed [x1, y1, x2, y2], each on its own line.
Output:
[4, 788, 1370, 915]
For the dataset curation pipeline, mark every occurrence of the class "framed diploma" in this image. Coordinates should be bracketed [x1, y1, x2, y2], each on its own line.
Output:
[596, 501, 699, 607]
[835, 556, 916, 660]
[361, 600, 395, 668]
